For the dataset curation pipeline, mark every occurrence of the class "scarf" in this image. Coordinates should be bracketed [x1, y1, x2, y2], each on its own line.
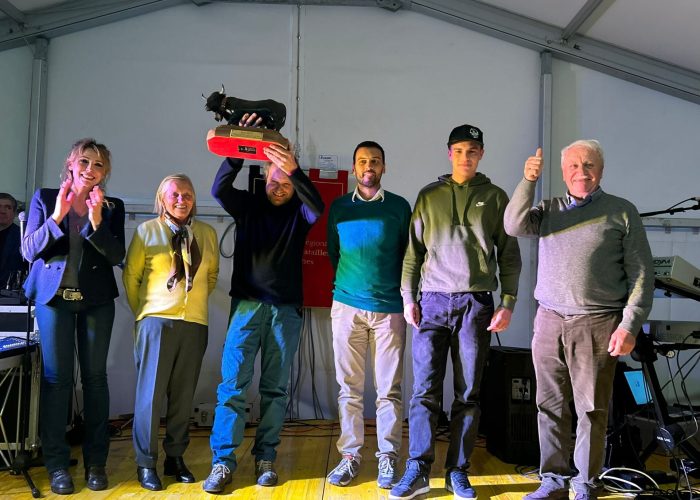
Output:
[164, 213, 201, 292]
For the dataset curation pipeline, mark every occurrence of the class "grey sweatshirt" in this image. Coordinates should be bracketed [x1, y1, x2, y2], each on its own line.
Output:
[504, 178, 654, 335]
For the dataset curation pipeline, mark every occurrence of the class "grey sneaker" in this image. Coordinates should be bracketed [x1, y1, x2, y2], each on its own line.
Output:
[378, 456, 398, 489]
[327, 454, 360, 486]
[202, 463, 233, 493]
[256, 460, 278, 487]
[573, 492, 596, 500]
[389, 461, 430, 499]
[446, 468, 477, 500]
[523, 482, 570, 500]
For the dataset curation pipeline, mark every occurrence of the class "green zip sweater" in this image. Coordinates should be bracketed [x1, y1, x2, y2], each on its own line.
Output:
[401, 172, 521, 310]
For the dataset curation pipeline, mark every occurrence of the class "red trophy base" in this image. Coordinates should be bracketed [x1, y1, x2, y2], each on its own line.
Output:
[206, 125, 289, 161]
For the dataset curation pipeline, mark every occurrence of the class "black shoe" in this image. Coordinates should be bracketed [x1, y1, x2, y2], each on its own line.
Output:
[137, 466, 163, 491]
[164, 456, 195, 483]
[49, 469, 74, 495]
[85, 465, 108, 491]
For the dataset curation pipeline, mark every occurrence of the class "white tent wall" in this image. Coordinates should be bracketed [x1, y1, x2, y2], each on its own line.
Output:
[550, 59, 700, 211]
[1, 45, 33, 205]
[1, 2, 698, 419]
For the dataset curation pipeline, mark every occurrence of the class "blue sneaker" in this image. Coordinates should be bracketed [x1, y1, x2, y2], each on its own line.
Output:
[327, 454, 360, 486]
[202, 463, 233, 493]
[389, 461, 430, 499]
[378, 456, 399, 489]
[446, 468, 477, 500]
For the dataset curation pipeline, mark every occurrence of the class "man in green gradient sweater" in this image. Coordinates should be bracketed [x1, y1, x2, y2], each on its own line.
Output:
[326, 140, 412, 490]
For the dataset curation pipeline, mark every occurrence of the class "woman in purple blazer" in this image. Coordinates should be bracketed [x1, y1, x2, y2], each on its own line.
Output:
[22, 138, 125, 495]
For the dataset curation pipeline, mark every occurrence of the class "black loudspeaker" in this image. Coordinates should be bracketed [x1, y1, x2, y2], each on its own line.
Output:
[481, 346, 539, 464]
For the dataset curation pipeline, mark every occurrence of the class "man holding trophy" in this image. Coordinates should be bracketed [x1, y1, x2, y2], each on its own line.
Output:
[202, 102, 324, 493]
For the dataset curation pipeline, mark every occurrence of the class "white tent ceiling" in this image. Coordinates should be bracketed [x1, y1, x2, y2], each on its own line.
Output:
[2, 0, 700, 103]
[483, 0, 700, 74]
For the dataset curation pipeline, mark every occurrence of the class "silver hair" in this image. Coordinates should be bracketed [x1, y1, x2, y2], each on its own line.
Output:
[154, 173, 197, 217]
[561, 139, 604, 166]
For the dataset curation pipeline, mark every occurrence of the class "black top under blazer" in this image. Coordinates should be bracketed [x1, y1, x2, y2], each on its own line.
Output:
[22, 188, 126, 306]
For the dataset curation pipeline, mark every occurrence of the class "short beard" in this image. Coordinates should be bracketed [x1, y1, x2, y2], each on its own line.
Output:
[357, 174, 378, 188]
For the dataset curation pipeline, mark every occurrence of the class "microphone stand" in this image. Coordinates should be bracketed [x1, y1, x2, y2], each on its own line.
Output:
[639, 202, 700, 217]
[9, 213, 41, 498]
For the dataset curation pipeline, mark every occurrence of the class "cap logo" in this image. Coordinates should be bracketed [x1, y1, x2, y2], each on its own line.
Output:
[470, 128, 480, 139]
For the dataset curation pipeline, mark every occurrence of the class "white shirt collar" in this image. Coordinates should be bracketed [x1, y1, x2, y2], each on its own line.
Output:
[352, 186, 385, 203]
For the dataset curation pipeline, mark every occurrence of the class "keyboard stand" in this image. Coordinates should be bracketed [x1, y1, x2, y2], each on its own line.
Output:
[632, 327, 700, 463]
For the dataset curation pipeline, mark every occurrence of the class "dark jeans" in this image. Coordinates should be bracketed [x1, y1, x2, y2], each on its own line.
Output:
[35, 297, 114, 473]
[532, 307, 620, 494]
[407, 291, 493, 472]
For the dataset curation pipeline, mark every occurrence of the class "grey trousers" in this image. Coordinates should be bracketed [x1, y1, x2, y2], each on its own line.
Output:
[532, 307, 620, 494]
[133, 317, 208, 468]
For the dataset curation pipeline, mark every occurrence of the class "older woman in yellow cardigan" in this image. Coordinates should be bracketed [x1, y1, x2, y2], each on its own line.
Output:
[123, 173, 219, 491]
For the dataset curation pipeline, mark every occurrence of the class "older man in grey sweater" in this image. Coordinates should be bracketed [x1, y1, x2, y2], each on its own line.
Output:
[504, 140, 654, 500]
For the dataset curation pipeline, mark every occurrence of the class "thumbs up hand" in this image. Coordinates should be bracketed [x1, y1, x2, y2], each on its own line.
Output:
[524, 147, 543, 182]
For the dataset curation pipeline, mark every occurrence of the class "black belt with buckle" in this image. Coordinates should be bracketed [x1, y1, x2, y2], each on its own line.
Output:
[56, 288, 83, 301]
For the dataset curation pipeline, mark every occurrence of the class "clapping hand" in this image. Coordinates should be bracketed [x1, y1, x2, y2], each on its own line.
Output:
[87, 186, 104, 230]
[51, 178, 76, 224]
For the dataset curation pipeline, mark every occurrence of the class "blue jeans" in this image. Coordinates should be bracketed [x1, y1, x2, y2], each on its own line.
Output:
[35, 297, 114, 473]
[407, 291, 493, 472]
[209, 299, 302, 468]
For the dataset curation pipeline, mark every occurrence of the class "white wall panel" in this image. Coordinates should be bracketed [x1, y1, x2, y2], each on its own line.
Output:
[42, 3, 296, 206]
[0, 46, 33, 205]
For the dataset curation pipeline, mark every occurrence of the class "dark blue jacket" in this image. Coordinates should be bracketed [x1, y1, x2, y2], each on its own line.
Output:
[22, 188, 125, 305]
[211, 158, 324, 307]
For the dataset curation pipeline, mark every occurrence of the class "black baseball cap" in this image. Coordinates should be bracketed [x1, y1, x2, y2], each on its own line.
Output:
[447, 124, 484, 147]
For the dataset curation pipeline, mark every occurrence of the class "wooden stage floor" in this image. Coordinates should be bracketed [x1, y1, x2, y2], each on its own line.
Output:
[0, 420, 675, 499]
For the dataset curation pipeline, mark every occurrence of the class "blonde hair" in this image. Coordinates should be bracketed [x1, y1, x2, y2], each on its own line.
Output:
[262, 161, 273, 179]
[61, 138, 112, 188]
[154, 174, 197, 217]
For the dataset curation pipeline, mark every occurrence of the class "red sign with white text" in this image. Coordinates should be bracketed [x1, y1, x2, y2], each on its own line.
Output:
[302, 169, 348, 308]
